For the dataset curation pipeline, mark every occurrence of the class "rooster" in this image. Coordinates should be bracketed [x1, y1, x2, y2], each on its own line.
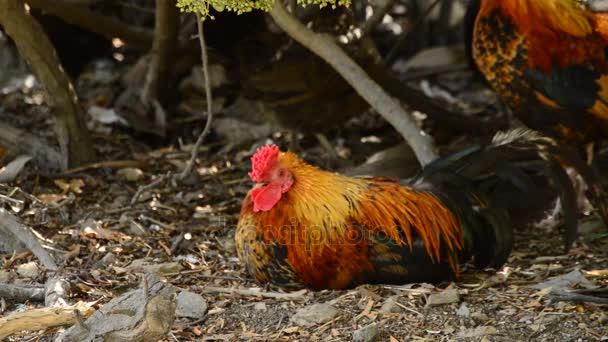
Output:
[466, 0, 608, 243]
[467, 0, 608, 144]
[235, 130, 580, 290]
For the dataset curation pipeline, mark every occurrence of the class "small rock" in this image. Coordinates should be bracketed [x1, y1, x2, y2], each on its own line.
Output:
[380, 296, 401, 313]
[94, 252, 116, 268]
[427, 288, 459, 306]
[291, 303, 339, 327]
[598, 313, 608, 324]
[16, 262, 39, 278]
[0, 270, 13, 283]
[456, 303, 470, 317]
[117, 168, 144, 182]
[457, 326, 498, 338]
[176, 291, 208, 319]
[471, 312, 489, 322]
[353, 323, 380, 342]
[253, 302, 267, 311]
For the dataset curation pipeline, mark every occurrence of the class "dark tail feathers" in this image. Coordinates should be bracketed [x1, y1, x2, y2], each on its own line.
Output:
[413, 129, 591, 264]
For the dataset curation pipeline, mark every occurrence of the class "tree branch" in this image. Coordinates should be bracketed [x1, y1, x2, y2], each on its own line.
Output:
[25, 0, 154, 49]
[269, 1, 437, 165]
[0, 0, 95, 167]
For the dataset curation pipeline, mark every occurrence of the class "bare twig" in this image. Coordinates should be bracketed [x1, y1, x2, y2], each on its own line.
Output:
[0, 209, 57, 270]
[131, 172, 171, 205]
[179, 13, 214, 180]
[269, 1, 437, 165]
[201, 286, 308, 301]
[359, 0, 396, 38]
[549, 289, 608, 304]
[62, 160, 146, 176]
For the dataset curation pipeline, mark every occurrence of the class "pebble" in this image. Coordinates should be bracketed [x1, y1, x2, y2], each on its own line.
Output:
[353, 323, 380, 342]
[117, 168, 144, 182]
[16, 262, 39, 279]
[456, 302, 470, 317]
[176, 290, 208, 319]
[471, 312, 489, 322]
[291, 303, 339, 327]
[380, 296, 401, 313]
[254, 302, 267, 311]
[427, 288, 459, 306]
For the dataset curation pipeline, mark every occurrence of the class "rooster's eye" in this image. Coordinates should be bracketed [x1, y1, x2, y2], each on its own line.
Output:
[278, 169, 284, 177]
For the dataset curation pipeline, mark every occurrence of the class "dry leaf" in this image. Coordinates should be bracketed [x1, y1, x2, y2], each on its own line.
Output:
[0, 155, 31, 183]
[81, 226, 121, 240]
[37, 193, 67, 204]
[54, 178, 85, 194]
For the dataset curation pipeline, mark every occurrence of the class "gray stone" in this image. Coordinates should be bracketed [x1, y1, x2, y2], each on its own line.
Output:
[291, 303, 339, 327]
[16, 262, 39, 279]
[353, 323, 380, 342]
[456, 302, 470, 317]
[427, 288, 459, 306]
[176, 291, 207, 319]
[380, 296, 401, 313]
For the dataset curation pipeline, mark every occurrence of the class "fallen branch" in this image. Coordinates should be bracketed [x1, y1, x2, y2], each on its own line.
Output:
[0, 302, 93, 340]
[25, 0, 154, 49]
[0, 283, 45, 303]
[56, 275, 176, 342]
[202, 286, 308, 301]
[269, 1, 437, 165]
[62, 159, 146, 176]
[0, 209, 58, 270]
[131, 172, 171, 205]
[549, 289, 608, 305]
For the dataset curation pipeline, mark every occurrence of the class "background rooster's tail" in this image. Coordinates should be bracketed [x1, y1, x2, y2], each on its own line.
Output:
[412, 129, 585, 269]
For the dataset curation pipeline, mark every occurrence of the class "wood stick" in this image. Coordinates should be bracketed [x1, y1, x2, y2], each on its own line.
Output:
[25, 0, 154, 49]
[269, 1, 437, 165]
[0, 302, 94, 340]
[0, 283, 45, 303]
[0, 209, 58, 270]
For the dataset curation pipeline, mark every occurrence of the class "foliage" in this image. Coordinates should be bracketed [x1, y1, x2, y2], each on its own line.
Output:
[176, 0, 351, 19]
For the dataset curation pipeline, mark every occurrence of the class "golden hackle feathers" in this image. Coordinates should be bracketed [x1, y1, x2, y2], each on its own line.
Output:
[266, 152, 464, 271]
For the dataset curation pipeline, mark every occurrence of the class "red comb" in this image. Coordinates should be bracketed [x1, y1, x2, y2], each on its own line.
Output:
[248, 144, 280, 182]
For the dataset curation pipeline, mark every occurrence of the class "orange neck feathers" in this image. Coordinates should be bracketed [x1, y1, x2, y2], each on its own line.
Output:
[247, 151, 464, 273]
